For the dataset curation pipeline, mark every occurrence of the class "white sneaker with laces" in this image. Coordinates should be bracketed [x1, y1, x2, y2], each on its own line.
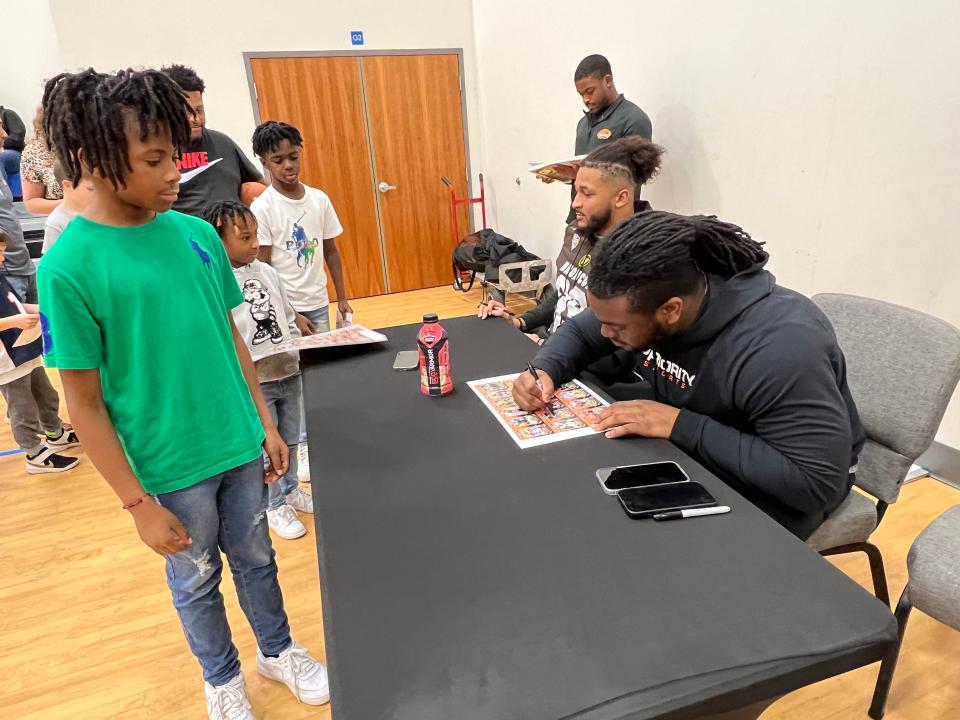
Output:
[286, 487, 314, 514]
[256, 641, 330, 705]
[267, 504, 306, 539]
[297, 444, 310, 483]
[204, 672, 255, 720]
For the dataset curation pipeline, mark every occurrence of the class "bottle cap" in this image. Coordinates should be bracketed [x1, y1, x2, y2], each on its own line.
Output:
[423, 313, 439, 323]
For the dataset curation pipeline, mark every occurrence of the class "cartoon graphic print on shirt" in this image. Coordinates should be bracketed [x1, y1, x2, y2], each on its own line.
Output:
[242, 278, 283, 345]
[189, 235, 212, 268]
[285, 212, 319, 268]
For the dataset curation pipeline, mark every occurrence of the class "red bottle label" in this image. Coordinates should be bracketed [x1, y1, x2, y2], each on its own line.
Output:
[417, 322, 453, 396]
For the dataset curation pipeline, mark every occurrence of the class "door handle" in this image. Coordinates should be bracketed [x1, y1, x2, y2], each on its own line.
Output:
[378, 182, 397, 193]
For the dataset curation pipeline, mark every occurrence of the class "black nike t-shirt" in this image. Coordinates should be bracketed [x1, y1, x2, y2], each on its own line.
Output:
[174, 128, 262, 217]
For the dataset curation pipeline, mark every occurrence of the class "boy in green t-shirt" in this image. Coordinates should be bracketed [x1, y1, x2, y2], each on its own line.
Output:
[38, 69, 328, 719]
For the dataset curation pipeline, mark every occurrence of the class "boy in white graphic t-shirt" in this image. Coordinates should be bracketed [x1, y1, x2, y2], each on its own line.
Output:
[251, 121, 354, 482]
[250, 120, 352, 336]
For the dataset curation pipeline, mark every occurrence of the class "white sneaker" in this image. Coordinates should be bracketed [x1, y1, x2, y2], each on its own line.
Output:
[46, 424, 81, 450]
[297, 444, 310, 483]
[256, 641, 330, 705]
[26, 446, 80, 474]
[205, 672, 255, 720]
[286, 487, 314, 514]
[267, 504, 306, 540]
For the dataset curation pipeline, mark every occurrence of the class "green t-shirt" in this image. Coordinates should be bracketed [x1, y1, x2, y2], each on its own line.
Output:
[38, 211, 265, 494]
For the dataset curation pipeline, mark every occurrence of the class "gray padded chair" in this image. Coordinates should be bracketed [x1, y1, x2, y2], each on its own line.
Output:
[869, 504, 960, 718]
[806, 294, 960, 606]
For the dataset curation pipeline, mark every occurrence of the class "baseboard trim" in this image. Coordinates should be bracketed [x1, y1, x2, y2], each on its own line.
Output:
[916, 441, 960, 491]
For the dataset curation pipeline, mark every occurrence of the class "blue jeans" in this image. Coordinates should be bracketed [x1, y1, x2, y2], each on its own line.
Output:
[5, 272, 38, 304]
[155, 457, 292, 686]
[261, 374, 302, 509]
[300, 305, 330, 333]
[297, 305, 329, 444]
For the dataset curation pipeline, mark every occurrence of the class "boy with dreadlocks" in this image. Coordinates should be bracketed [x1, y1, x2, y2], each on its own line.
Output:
[201, 200, 313, 542]
[38, 69, 329, 718]
[515, 211, 865, 540]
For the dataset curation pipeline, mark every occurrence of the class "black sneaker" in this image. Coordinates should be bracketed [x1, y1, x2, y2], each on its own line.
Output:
[26, 446, 81, 474]
[46, 424, 80, 451]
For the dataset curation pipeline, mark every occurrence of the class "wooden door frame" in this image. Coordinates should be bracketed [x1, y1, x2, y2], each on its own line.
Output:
[242, 49, 476, 239]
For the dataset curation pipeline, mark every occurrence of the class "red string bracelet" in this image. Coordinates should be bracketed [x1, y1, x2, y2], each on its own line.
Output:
[122, 494, 147, 511]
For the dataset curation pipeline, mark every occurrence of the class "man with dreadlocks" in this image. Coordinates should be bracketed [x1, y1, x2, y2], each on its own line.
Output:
[38, 68, 329, 718]
[514, 212, 865, 539]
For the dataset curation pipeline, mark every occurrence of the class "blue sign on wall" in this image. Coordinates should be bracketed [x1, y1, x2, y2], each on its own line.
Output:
[351, 31, 364, 46]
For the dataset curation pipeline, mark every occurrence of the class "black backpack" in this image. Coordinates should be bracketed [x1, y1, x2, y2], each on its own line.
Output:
[452, 228, 543, 292]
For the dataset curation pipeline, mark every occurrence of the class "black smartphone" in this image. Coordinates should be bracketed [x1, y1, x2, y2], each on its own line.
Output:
[618, 481, 716, 519]
[596, 461, 689, 495]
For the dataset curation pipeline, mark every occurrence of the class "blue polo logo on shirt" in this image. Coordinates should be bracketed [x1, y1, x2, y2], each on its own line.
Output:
[39, 312, 53, 354]
[189, 235, 212, 268]
[285, 212, 319, 268]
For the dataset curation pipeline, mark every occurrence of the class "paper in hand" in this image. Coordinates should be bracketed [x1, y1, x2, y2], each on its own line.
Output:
[7, 292, 41, 347]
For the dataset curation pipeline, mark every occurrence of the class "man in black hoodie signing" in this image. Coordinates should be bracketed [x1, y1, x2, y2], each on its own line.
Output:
[513, 211, 865, 540]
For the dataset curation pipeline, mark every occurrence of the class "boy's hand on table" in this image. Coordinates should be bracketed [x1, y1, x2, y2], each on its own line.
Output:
[130, 502, 192, 556]
[336, 300, 354, 328]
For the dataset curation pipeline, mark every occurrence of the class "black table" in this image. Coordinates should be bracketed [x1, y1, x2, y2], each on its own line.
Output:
[302, 317, 896, 720]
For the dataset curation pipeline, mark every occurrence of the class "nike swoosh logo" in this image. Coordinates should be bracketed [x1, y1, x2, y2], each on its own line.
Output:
[179, 157, 224, 184]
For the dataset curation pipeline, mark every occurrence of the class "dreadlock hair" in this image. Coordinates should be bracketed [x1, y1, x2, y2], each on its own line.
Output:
[581, 136, 664, 189]
[574, 54, 612, 81]
[52, 154, 68, 189]
[252, 120, 303, 157]
[588, 211, 767, 313]
[42, 68, 192, 189]
[161, 64, 206, 93]
[200, 199, 256, 239]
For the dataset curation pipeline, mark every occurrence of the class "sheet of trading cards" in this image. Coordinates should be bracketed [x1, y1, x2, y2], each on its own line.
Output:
[467, 373, 609, 449]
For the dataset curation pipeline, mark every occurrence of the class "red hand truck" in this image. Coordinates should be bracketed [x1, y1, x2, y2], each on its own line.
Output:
[442, 174, 486, 292]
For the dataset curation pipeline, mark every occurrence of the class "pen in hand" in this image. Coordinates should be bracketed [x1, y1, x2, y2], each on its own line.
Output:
[526, 362, 554, 417]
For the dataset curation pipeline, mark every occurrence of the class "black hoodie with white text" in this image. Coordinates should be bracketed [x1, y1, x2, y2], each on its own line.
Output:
[533, 256, 865, 539]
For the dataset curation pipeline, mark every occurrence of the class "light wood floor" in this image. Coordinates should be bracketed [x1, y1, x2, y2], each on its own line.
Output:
[1, 284, 957, 719]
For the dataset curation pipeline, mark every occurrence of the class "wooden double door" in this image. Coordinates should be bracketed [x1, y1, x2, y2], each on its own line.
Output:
[250, 54, 471, 299]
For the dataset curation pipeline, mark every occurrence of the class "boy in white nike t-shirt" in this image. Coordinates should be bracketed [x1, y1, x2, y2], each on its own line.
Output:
[251, 121, 354, 481]
[250, 121, 352, 335]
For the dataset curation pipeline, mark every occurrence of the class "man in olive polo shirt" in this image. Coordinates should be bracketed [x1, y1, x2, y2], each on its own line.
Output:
[567, 54, 652, 221]
[574, 54, 651, 153]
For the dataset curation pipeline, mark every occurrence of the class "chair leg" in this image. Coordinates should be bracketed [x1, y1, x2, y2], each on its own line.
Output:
[861, 542, 891, 607]
[869, 588, 913, 719]
[820, 542, 891, 606]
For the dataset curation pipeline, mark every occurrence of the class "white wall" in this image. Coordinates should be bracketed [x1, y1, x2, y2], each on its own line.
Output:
[472, 1, 960, 448]
[6, 0, 960, 446]
[0, 0, 63, 137]
[45, 0, 482, 178]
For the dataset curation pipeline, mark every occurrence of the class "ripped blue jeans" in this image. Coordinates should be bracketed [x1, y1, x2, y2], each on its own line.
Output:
[154, 457, 292, 685]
